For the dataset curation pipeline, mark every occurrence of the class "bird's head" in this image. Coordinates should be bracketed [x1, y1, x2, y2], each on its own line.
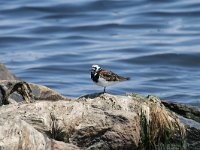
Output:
[91, 65, 101, 75]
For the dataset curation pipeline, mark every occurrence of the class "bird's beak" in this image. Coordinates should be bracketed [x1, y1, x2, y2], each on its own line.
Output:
[91, 67, 97, 73]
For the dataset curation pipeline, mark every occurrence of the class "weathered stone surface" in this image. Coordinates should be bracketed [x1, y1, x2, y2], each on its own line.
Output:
[0, 115, 79, 150]
[51, 141, 80, 150]
[0, 80, 69, 105]
[162, 100, 200, 123]
[0, 64, 68, 105]
[1, 92, 199, 149]
[162, 101, 200, 149]
[29, 83, 68, 101]
[0, 64, 17, 80]
[0, 94, 141, 150]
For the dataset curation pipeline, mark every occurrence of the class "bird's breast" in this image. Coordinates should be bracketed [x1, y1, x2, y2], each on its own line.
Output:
[91, 72, 99, 83]
[96, 77, 117, 87]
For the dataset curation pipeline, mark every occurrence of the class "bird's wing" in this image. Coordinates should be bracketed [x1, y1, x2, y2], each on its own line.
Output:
[99, 70, 129, 81]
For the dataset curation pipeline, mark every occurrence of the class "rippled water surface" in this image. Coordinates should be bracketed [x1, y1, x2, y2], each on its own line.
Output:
[0, 0, 200, 105]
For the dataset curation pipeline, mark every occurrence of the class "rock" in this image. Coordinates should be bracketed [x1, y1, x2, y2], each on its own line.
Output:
[0, 116, 79, 150]
[0, 64, 17, 80]
[29, 83, 68, 101]
[162, 100, 200, 149]
[0, 80, 69, 105]
[0, 94, 140, 149]
[162, 100, 200, 123]
[0, 80, 33, 105]
[51, 141, 80, 150]
[1, 91, 199, 150]
[0, 63, 68, 105]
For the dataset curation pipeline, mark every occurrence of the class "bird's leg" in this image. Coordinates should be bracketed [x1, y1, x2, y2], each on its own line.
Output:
[103, 87, 106, 93]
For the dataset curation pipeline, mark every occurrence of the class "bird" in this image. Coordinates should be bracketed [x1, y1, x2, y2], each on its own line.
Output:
[91, 65, 130, 93]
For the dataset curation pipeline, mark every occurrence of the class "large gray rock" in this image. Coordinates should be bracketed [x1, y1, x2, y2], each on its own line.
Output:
[0, 80, 68, 105]
[1, 91, 199, 150]
[0, 94, 141, 150]
[0, 115, 80, 150]
[0, 64, 17, 80]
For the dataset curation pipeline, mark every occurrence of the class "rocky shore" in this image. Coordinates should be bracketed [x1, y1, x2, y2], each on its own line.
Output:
[0, 64, 199, 150]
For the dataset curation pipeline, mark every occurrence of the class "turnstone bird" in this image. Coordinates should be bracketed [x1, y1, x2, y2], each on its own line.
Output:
[91, 65, 130, 93]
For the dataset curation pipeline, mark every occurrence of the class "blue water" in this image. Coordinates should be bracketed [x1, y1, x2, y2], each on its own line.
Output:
[0, 0, 200, 105]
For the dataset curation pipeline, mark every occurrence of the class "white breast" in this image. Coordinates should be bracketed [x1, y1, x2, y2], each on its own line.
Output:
[95, 77, 117, 87]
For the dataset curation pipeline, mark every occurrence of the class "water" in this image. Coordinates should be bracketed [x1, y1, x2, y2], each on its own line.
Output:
[0, 0, 200, 106]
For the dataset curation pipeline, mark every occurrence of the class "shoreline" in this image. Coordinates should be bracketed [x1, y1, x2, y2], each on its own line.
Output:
[0, 63, 199, 149]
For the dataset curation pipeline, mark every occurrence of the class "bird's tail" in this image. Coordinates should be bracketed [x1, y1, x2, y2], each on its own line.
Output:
[119, 76, 130, 81]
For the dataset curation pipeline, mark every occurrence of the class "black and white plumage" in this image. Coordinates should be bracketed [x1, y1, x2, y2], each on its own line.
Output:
[91, 65, 130, 93]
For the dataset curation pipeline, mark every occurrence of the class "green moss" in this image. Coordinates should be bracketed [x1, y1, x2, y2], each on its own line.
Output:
[138, 107, 150, 149]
